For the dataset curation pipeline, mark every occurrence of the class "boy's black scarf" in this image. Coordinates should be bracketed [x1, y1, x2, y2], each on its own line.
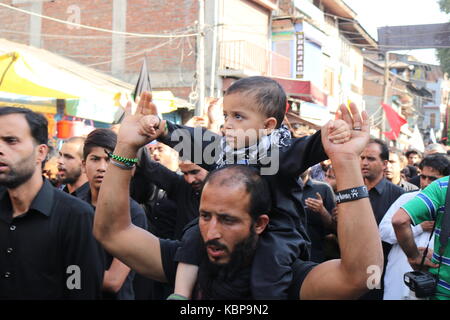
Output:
[216, 125, 291, 168]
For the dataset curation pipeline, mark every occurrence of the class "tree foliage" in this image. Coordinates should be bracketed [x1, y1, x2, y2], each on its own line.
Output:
[439, 0, 450, 13]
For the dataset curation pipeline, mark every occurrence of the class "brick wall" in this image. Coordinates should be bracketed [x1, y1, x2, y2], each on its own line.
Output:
[0, 0, 198, 99]
[277, 0, 294, 15]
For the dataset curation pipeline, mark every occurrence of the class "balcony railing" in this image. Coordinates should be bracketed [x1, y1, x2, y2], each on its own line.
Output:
[219, 40, 291, 78]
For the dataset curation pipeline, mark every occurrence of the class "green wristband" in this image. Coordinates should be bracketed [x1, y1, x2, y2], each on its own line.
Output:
[166, 293, 189, 300]
[107, 152, 138, 167]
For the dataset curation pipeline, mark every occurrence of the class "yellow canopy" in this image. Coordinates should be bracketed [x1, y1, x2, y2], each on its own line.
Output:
[0, 52, 78, 99]
[0, 39, 193, 122]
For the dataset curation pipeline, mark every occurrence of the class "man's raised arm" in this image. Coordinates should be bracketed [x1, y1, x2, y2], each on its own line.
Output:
[300, 103, 384, 300]
[94, 93, 168, 282]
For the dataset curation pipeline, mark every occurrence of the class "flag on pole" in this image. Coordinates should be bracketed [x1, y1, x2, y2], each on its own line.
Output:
[429, 128, 437, 144]
[132, 58, 152, 101]
[382, 103, 407, 140]
[408, 124, 425, 152]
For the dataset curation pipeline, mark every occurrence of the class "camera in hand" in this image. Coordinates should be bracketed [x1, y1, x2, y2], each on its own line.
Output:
[404, 271, 438, 298]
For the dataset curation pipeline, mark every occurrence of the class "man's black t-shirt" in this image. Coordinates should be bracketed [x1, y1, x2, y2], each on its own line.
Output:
[159, 238, 317, 300]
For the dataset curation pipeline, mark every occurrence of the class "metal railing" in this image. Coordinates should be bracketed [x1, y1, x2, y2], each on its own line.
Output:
[219, 40, 291, 78]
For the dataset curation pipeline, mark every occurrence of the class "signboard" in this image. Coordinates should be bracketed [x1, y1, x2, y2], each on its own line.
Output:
[378, 23, 450, 51]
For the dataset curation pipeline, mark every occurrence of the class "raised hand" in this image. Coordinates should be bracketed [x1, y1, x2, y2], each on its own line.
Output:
[305, 192, 326, 214]
[117, 91, 166, 151]
[321, 103, 369, 160]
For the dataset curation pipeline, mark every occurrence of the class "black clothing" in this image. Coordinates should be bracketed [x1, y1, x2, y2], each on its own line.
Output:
[302, 179, 336, 263]
[368, 178, 405, 225]
[133, 147, 200, 240]
[62, 181, 90, 197]
[131, 148, 194, 300]
[159, 122, 327, 299]
[77, 189, 147, 300]
[131, 176, 177, 240]
[409, 175, 421, 188]
[0, 179, 104, 299]
[159, 236, 317, 300]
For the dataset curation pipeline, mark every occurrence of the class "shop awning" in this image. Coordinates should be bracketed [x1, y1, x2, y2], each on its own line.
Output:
[0, 91, 58, 114]
[0, 39, 193, 123]
[271, 76, 328, 106]
[0, 48, 129, 122]
[285, 101, 332, 129]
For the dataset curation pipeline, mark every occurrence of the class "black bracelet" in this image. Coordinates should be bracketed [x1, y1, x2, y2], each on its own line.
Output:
[335, 186, 369, 204]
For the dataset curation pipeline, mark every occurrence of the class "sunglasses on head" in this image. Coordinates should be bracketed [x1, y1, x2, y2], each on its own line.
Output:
[420, 174, 438, 181]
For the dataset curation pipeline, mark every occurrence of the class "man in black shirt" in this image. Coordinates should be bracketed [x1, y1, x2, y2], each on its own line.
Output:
[77, 128, 147, 300]
[361, 139, 405, 225]
[0, 107, 104, 299]
[57, 136, 89, 196]
[133, 147, 208, 240]
[93, 100, 383, 300]
[300, 169, 336, 263]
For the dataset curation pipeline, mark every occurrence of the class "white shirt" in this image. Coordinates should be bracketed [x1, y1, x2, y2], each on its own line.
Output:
[379, 191, 434, 300]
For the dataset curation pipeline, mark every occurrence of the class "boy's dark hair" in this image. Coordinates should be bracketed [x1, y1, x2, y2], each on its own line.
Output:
[419, 154, 450, 176]
[0, 106, 48, 145]
[405, 149, 421, 158]
[225, 76, 286, 128]
[83, 129, 117, 160]
[369, 138, 389, 161]
[204, 165, 271, 221]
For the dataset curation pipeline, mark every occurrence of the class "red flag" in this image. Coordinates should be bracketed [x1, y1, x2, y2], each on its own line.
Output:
[383, 130, 399, 140]
[381, 103, 407, 140]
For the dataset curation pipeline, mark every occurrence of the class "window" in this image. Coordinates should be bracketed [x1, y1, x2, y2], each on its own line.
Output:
[430, 113, 436, 128]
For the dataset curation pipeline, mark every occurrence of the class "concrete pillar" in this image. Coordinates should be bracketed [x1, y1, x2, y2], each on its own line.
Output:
[112, 0, 127, 76]
[29, 1, 43, 48]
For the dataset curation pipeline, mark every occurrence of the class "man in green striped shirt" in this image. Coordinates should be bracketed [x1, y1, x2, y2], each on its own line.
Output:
[393, 176, 450, 300]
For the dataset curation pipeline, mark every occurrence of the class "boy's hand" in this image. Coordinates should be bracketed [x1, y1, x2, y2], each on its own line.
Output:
[117, 91, 166, 151]
[321, 103, 369, 159]
[327, 119, 350, 144]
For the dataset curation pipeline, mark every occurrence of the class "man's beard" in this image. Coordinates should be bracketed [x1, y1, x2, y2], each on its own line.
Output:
[59, 167, 82, 185]
[197, 227, 258, 300]
[0, 152, 36, 189]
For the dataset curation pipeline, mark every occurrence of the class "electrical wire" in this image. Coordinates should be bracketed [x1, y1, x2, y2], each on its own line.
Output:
[0, 25, 199, 40]
[0, 2, 199, 38]
[85, 38, 178, 67]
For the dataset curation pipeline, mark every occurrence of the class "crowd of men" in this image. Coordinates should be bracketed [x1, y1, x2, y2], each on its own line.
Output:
[1, 76, 450, 300]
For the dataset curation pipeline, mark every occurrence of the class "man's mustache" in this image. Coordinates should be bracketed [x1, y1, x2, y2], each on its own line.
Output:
[204, 239, 228, 251]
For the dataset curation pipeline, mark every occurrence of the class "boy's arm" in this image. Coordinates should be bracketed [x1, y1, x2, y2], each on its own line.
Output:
[134, 147, 184, 196]
[158, 121, 222, 172]
[103, 258, 131, 293]
[300, 105, 384, 300]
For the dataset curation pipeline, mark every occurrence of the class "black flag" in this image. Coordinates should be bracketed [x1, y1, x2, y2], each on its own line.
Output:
[132, 58, 152, 101]
[114, 58, 152, 123]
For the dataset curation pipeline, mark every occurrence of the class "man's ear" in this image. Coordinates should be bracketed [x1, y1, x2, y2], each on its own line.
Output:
[254, 214, 270, 235]
[36, 144, 48, 164]
[264, 117, 277, 131]
[81, 159, 87, 174]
